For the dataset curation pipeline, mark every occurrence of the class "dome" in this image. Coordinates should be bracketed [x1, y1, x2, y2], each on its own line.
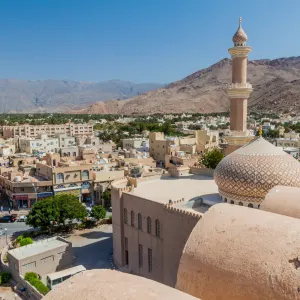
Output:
[44, 269, 197, 300]
[214, 137, 300, 205]
[176, 203, 300, 300]
[232, 17, 248, 45]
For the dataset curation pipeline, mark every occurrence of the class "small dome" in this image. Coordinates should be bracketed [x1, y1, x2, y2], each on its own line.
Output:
[214, 137, 300, 204]
[232, 17, 248, 45]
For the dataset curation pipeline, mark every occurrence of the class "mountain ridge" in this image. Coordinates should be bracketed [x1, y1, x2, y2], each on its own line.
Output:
[71, 56, 300, 115]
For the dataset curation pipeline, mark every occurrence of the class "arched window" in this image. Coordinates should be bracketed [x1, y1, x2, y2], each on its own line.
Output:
[138, 213, 143, 230]
[82, 170, 89, 179]
[230, 200, 234, 204]
[131, 211, 135, 227]
[258, 204, 260, 209]
[238, 202, 243, 206]
[155, 219, 161, 238]
[224, 198, 227, 203]
[248, 203, 253, 208]
[147, 217, 152, 234]
[124, 208, 128, 224]
[56, 173, 64, 183]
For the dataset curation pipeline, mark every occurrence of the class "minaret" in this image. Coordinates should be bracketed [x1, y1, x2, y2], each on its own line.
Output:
[227, 17, 252, 133]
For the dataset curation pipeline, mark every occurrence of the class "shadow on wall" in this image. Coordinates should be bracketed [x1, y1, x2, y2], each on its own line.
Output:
[72, 231, 113, 270]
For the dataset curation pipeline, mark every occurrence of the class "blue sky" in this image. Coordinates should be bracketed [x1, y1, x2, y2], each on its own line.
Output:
[0, 0, 299, 83]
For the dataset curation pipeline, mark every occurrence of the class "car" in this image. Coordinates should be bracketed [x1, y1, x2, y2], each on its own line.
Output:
[17, 215, 27, 222]
[0, 215, 16, 223]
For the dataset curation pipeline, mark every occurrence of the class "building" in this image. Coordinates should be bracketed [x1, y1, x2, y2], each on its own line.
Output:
[122, 138, 149, 152]
[0, 143, 16, 157]
[19, 134, 59, 154]
[194, 129, 219, 153]
[2, 123, 93, 139]
[111, 172, 220, 287]
[55, 134, 76, 148]
[0, 167, 53, 208]
[37, 153, 94, 203]
[8, 236, 72, 277]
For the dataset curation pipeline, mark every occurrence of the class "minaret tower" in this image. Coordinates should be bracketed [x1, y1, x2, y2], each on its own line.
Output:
[227, 17, 252, 133]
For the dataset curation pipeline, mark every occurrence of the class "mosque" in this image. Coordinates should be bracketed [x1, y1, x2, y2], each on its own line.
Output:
[45, 18, 300, 300]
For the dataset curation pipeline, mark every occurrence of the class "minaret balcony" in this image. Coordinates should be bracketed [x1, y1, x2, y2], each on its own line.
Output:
[229, 83, 252, 89]
[227, 83, 253, 99]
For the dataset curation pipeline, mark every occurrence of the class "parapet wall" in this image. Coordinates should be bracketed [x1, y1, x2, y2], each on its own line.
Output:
[190, 166, 214, 177]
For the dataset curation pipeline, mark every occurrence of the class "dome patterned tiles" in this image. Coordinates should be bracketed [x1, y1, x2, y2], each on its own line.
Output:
[232, 17, 248, 44]
[214, 137, 300, 204]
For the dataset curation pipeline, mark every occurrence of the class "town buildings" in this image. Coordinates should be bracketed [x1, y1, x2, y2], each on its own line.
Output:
[2, 123, 93, 138]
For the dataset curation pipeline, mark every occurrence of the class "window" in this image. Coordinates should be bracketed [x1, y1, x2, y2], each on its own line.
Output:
[138, 244, 143, 268]
[56, 173, 64, 183]
[138, 213, 142, 230]
[238, 202, 243, 206]
[82, 170, 89, 179]
[155, 219, 160, 237]
[124, 208, 128, 224]
[248, 203, 253, 208]
[230, 200, 234, 204]
[148, 248, 152, 273]
[125, 237, 129, 265]
[147, 217, 152, 234]
[131, 211, 135, 227]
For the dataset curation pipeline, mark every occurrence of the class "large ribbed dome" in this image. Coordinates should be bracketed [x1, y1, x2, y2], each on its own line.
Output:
[214, 137, 300, 205]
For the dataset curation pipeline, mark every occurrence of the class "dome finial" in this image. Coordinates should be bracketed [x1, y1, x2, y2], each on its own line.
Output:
[232, 17, 248, 45]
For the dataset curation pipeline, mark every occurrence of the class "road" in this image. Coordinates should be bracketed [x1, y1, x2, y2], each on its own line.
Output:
[0, 222, 31, 236]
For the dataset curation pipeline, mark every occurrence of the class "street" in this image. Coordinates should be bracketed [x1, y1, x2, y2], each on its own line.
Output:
[0, 222, 31, 236]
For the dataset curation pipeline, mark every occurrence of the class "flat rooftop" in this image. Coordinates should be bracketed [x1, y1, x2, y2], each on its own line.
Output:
[130, 174, 219, 204]
[8, 237, 68, 260]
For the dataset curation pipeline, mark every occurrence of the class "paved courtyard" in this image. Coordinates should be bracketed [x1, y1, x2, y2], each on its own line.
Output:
[66, 225, 113, 270]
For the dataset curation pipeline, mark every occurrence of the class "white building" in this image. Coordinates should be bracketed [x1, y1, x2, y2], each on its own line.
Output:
[19, 134, 59, 154]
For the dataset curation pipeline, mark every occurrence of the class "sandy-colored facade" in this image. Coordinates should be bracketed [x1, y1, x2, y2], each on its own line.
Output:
[2, 123, 93, 139]
[112, 173, 219, 287]
[8, 237, 72, 277]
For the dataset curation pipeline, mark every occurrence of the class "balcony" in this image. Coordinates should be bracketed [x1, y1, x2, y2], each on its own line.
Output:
[228, 83, 252, 89]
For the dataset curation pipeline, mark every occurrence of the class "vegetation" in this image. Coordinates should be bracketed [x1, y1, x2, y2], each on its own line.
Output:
[200, 148, 224, 169]
[256, 129, 280, 138]
[102, 189, 111, 204]
[26, 194, 87, 231]
[0, 272, 11, 284]
[90, 205, 106, 220]
[2, 253, 8, 263]
[24, 272, 49, 295]
[19, 237, 33, 247]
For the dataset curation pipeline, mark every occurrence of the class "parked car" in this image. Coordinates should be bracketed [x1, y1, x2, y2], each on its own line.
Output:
[0, 215, 16, 223]
[17, 215, 27, 222]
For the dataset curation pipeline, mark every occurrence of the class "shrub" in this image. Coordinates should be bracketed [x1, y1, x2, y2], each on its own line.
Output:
[16, 235, 24, 243]
[108, 215, 112, 224]
[24, 272, 49, 295]
[2, 253, 8, 263]
[19, 237, 33, 247]
[24, 272, 38, 281]
[0, 272, 11, 284]
[200, 148, 224, 169]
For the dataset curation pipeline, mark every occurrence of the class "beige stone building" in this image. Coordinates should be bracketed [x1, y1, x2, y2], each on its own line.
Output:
[2, 123, 93, 138]
[8, 236, 72, 277]
[19, 134, 59, 154]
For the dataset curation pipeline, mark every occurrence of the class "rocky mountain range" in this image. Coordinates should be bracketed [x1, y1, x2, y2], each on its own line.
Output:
[72, 56, 300, 115]
[0, 79, 163, 113]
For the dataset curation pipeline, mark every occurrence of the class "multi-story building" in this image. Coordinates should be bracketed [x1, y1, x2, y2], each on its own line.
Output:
[37, 153, 94, 203]
[55, 134, 76, 148]
[195, 129, 219, 153]
[122, 138, 149, 152]
[2, 123, 93, 139]
[0, 167, 53, 208]
[19, 134, 59, 154]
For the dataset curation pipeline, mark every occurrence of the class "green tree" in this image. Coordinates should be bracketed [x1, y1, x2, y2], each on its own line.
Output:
[90, 205, 106, 220]
[102, 189, 111, 202]
[200, 148, 224, 169]
[26, 194, 87, 230]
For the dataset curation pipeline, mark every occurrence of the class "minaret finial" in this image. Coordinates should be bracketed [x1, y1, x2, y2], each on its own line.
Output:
[239, 17, 242, 26]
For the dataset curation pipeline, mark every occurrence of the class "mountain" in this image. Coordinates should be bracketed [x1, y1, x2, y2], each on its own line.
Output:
[72, 56, 300, 115]
[0, 79, 163, 113]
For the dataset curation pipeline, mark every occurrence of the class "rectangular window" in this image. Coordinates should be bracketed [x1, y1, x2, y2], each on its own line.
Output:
[138, 244, 143, 268]
[148, 248, 152, 273]
[125, 237, 129, 266]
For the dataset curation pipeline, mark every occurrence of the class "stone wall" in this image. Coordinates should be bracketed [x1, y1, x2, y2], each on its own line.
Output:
[190, 166, 214, 177]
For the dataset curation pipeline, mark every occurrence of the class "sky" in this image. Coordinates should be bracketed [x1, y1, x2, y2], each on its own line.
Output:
[0, 0, 299, 84]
